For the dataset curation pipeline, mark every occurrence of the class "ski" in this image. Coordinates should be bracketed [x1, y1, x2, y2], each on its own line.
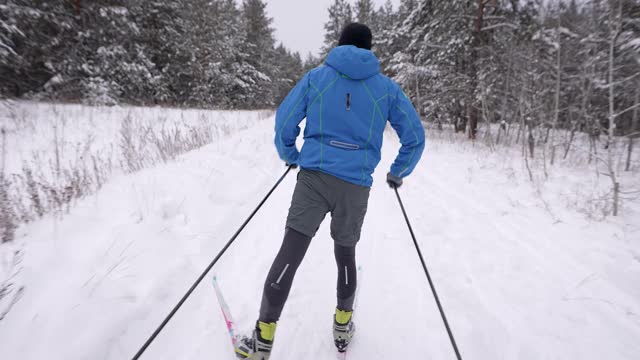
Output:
[336, 265, 363, 359]
[212, 274, 243, 358]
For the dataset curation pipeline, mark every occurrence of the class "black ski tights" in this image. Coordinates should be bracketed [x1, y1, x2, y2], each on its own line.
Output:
[335, 243, 357, 311]
[258, 227, 357, 322]
[259, 228, 312, 323]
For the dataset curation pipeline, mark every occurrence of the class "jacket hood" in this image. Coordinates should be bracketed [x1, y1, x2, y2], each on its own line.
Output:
[325, 45, 380, 80]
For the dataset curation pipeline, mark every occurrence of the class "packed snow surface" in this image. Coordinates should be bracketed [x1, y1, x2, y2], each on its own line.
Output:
[1, 106, 639, 360]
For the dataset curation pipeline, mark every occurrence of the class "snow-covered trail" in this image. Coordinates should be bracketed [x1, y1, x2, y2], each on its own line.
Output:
[1, 114, 639, 360]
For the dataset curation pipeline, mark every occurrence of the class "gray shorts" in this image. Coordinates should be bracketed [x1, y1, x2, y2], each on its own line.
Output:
[286, 169, 370, 246]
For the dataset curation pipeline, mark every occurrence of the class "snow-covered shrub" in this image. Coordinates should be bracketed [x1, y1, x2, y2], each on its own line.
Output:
[120, 114, 216, 172]
[82, 78, 119, 107]
[22, 166, 44, 218]
[6, 153, 108, 224]
[0, 176, 16, 243]
[119, 113, 151, 173]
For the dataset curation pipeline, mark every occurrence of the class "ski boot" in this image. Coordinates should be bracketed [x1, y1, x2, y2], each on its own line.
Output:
[235, 321, 277, 359]
[333, 308, 355, 352]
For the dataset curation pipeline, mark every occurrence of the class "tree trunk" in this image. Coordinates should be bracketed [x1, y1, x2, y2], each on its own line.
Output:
[627, 136, 635, 171]
[607, 1, 622, 216]
[528, 126, 535, 159]
[469, 106, 479, 140]
[415, 73, 422, 117]
[455, 106, 467, 133]
[625, 86, 639, 171]
[498, 48, 513, 146]
[544, 126, 551, 144]
[467, 0, 487, 140]
[522, 102, 534, 182]
[563, 110, 577, 160]
[515, 99, 523, 145]
[1, 127, 5, 176]
[481, 91, 494, 150]
[550, 17, 562, 165]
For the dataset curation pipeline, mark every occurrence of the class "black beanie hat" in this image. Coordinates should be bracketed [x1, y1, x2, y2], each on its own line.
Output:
[338, 23, 372, 50]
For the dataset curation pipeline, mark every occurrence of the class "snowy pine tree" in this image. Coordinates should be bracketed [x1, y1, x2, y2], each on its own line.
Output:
[355, 0, 376, 26]
[237, 0, 277, 108]
[323, 0, 353, 54]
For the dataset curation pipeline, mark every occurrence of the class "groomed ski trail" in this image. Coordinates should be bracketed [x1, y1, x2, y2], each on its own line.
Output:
[0, 114, 639, 360]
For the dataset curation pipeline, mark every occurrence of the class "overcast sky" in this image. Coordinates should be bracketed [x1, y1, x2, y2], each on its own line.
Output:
[264, 0, 401, 57]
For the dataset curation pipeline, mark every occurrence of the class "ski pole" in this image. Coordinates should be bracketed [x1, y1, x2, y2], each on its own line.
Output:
[132, 165, 295, 360]
[392, 185, 463, 360]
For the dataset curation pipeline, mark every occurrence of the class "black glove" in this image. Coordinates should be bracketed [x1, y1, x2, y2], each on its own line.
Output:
[286, 162, 298, 169]
[386, 172, 403, 188]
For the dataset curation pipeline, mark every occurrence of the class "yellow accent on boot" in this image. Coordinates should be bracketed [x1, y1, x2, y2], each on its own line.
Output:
[258, 321, 277, 341]
[335, 308, 353, 325]
[234, 348, 251, 358]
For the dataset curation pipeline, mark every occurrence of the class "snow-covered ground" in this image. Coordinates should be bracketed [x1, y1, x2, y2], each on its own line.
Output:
[0, 105, 639, 360]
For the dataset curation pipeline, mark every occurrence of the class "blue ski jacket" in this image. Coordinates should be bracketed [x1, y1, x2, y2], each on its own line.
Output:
[274, 45, 425, 187]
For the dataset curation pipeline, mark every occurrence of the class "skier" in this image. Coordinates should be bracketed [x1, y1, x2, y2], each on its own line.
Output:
[236, 23, 425, 359]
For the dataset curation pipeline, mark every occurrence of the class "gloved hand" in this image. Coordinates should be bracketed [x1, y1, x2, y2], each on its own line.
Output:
[286, 162, 298, 169]
[386, 172, 403, 188]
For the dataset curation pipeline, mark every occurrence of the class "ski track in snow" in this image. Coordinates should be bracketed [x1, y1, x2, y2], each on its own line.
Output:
[1, 114, 639, 360]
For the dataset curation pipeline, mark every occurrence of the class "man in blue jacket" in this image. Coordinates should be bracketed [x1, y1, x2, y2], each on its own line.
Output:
[236, 23, 425, 359]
